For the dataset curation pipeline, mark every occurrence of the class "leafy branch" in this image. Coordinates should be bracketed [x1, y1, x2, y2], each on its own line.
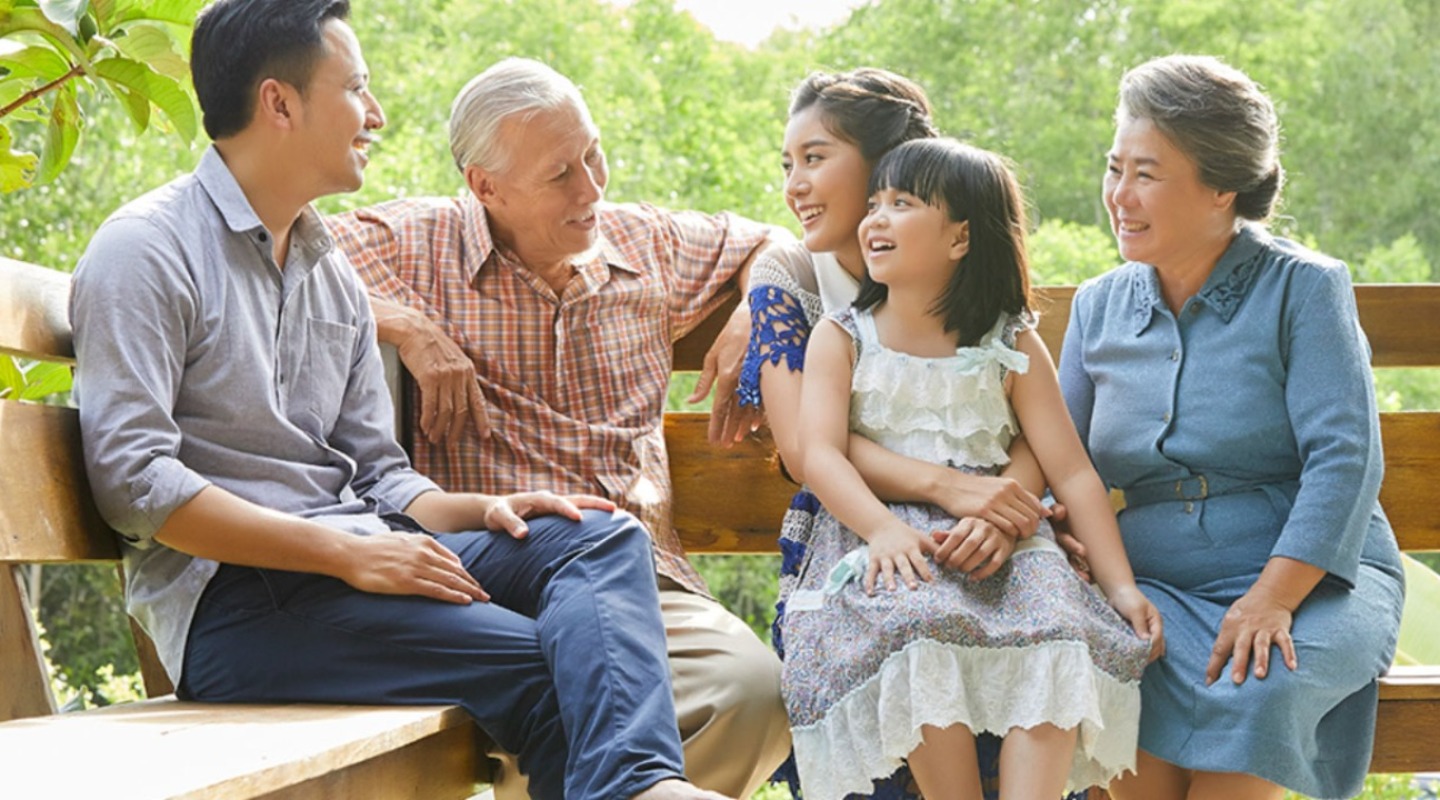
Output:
[1, 0, 205, 193]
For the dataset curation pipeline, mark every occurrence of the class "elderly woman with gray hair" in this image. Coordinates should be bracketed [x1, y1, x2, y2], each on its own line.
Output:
[1058, 55, 1404, 800]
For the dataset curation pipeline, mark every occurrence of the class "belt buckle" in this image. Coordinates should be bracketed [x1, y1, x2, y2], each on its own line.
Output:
[1174, 475, 1209, 501]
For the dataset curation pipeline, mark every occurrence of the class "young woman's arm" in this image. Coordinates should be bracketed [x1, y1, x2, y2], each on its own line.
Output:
[1008, 330, 1163, 657]
[799, 320, 939, 593]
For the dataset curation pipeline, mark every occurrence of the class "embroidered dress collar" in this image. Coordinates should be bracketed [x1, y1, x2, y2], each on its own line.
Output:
[1127, 223, 1270, 334]
[459, 193, 636, 289]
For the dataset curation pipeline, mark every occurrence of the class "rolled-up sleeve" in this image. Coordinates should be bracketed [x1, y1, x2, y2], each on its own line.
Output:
[1272, 265, 1380, 585]
[653, 206, 770, 339]
[71, 217, 211, 544]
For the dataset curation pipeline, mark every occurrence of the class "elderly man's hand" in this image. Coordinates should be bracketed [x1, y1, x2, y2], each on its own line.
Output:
[483, 492, 619, 539]
[688, 298, 762, 447]
[395, 315, 491, 447]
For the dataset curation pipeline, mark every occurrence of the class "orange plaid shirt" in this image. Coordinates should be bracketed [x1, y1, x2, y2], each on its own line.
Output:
[328, 194, 768, 593]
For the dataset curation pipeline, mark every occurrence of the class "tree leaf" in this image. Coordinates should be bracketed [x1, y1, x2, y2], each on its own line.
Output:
[37, 0, 86, 36]
[92, 54, 193, 141]
[0, 121, 38, 192]
[0, 353, 25, 397]
[36, 78, 78, 183]
[109, 80, 148, 130]
[0, 43, 71, 80]
[109, 21, 185, 81]
[112, 0, 206, 27]
[17, 360, 73, 400]
[1394, 553, 1440, 666]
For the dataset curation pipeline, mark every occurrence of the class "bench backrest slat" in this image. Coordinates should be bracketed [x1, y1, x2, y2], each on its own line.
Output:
[0, 401, 119, 563]
[676, 285, 1440, 372]
[0, 258, 73, 364]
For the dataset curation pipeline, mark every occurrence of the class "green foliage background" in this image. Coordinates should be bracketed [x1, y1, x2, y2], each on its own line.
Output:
[5, 3, 1439, 792]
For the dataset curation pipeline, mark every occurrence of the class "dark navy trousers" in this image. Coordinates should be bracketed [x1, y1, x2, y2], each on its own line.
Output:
[178, 509, 683, 800]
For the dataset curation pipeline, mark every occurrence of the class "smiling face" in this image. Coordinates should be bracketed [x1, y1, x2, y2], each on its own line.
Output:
[782, 105, 871, 275]
[290, 19, 385, 197]
[467, 101, 608, 272]
[1103, 114, 1237, 274]
[858, 186, 968, 297]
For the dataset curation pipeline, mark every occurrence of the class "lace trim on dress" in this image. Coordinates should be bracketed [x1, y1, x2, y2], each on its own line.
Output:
[790, 638, 1141, 800]
[739, 283, 814, 408]
[842, 309, 1029, 467]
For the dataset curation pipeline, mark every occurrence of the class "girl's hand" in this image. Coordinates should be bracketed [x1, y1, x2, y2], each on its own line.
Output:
[934, 475, 1048, 539]
[864, 520, 937, 594]
[1205, 588, 1298, 686]
[931, 518, 1014, 581]
[1108, 584, 1165, 663]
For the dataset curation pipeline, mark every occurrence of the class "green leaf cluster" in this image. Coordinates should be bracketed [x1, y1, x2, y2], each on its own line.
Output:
[0, 0, 202, 192]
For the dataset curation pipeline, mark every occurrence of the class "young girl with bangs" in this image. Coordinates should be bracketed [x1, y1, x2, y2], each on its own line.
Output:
[783, 138, 1162, 800]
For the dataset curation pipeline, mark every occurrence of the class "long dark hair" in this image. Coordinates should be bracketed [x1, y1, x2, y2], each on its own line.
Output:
[854, 138, 1032, 346]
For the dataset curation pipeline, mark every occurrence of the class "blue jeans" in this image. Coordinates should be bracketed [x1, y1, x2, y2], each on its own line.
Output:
[178, 509, 683, 800]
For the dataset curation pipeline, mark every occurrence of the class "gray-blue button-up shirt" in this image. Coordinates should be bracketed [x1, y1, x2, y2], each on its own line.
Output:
[71, 147, 439, 683]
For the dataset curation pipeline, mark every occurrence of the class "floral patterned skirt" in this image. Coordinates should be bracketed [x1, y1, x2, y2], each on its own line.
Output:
[777, 496, 1148, 800]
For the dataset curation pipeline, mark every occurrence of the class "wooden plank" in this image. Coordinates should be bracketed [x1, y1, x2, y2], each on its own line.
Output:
[0, 699, 484, 799]
[0, 256, 73, 362]
[1371, 693, 1440, 773]
[1381, 412, 1440, 552]
[1358, 284, 1440, 368]
[1379, 665, 1440, 701]
[679, 285, 1440, 372]
[670, 410, 1439, 555]
[0, 565, 57, 722]
[255, 724, 480, 800]
[0, 400, 119, 563]
[666, 412, 795, 554]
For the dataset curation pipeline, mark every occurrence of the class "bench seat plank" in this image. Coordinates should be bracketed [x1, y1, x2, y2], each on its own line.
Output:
[1373, 667, 1440, 772]
[0, 699, 481, 799]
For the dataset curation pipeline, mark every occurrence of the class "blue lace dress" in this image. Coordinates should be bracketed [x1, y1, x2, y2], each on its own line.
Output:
[738, 244, 1106, 800]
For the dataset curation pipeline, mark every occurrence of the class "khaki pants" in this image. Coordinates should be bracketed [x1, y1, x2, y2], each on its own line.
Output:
[489, 575, 791, 799]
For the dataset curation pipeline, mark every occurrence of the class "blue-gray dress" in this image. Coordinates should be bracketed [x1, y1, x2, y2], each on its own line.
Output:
[1057, 224, 1405, 799]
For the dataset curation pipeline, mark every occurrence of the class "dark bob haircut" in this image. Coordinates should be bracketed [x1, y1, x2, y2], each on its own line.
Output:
[854, 138, 1032, 347]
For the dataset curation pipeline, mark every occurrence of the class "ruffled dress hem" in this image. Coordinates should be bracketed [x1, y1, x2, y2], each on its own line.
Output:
[791, 638, 1140, 800]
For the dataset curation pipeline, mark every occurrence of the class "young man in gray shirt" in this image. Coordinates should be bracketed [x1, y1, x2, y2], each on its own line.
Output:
[70, 2, 728, 798]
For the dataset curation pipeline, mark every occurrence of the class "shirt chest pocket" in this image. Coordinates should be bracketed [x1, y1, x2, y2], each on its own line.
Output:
[298, 317, 357, 435]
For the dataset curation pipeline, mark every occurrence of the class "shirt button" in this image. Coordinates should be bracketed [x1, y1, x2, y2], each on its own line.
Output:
[1170, 350, 1180, 361]
[258, 231, 269, 243]
[1163, 412, 1171, 422]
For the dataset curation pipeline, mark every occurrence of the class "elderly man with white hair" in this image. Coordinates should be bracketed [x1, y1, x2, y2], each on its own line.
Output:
[328, 58, 791, 799]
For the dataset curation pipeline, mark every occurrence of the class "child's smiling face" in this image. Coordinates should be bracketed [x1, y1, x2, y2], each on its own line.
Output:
[859, 187, 969, 293]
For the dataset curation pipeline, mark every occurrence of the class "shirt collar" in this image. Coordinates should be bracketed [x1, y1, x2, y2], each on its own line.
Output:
[194, 145, 334, 260]
[459, 193, 637, 286]
[1128, 223, 1270, 334]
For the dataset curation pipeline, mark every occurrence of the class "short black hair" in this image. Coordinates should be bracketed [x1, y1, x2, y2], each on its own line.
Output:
[855, 138, 1032, 346]
[191, 0, 351, 140]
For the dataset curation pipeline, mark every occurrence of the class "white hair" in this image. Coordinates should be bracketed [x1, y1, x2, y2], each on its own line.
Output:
[448, 57, 592, 174]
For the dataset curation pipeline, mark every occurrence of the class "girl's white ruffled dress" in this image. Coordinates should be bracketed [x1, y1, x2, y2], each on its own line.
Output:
[781, 307, 1150, 800]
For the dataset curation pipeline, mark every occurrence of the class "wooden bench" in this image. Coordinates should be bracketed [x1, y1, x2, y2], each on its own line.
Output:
[2, 250, 1436, 796]
[666, 285, 1440, 777]
[0, 256, 486, 799]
